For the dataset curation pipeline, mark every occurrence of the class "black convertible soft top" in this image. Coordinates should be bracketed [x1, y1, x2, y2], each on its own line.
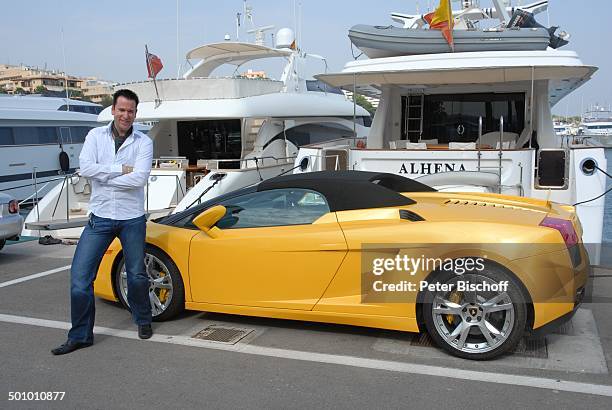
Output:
[257, 171, 436, 212]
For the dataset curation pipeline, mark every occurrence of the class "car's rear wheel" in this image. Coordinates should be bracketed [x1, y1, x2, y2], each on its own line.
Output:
[422, 264, 527, 360]
[0, 239, 5, 251]
[114, 246, 185, 321]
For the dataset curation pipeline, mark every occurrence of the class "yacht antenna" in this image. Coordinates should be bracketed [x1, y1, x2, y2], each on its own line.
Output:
[247, 25, 275, 46]
[293, 0, 297, 44]
[176, 0, 181, 78]
[245, 1, 255, 29]
[298, 2, 303, 51]
[60, 28, 69, 109]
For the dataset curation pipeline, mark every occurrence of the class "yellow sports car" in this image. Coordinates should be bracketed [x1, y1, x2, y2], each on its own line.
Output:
[94, 171, 589, 360]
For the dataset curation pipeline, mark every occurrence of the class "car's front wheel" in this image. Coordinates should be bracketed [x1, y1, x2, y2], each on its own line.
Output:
[422, 264, 527, 360]
[0, 239, 5, 252]
[114, 246, 185, 321]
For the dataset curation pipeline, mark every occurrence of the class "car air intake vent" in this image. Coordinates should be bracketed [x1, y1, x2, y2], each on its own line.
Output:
[443, 199, 531, 212]
[399, 209, 425, 221]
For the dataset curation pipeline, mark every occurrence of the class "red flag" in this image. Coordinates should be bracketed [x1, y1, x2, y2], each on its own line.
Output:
[146, 50, 163, 79]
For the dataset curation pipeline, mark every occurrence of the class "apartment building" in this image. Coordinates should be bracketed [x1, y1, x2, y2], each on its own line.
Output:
[0, 64, 114, 103]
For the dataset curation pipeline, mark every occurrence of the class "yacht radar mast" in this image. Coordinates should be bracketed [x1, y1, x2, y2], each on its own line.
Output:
[247, 25, 276, 46]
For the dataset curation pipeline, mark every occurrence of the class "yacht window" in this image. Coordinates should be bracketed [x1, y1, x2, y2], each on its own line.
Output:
[57, 105, 103, 115]
[177, 120, 242, 168]
[0, 127, 14, 145]
[267, 123, 356, 150]
[306, 80, 345, 95]
[71, 126, 93, 143]
[402, 93, 525, 143]
[215, 188, 330, 229]
[0, 126, 90, 145]
[37, 127, 59, 144]
[586, 125, 612, 130]
[13, 127, 43, 145]
[340, 116, 367, 126]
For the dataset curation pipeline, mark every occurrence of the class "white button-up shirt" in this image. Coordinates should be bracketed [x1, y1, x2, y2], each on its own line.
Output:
[79, 122, 153, 220]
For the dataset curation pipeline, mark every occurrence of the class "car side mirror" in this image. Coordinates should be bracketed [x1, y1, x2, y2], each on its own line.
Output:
[193, 205, 226, 238]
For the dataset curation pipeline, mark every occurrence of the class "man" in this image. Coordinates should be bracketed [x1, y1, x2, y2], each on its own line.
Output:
[52, 89, 154, 355]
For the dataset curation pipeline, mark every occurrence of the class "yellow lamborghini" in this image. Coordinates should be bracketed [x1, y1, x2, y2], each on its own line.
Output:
[94, 171, 589, 360]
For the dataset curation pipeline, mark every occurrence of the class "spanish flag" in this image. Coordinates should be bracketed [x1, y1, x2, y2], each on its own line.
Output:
[424, 0, 454, 51]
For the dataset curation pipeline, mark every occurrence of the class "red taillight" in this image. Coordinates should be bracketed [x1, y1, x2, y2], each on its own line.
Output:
[539, 216, 579, 247]
[8, 200, 19, 214]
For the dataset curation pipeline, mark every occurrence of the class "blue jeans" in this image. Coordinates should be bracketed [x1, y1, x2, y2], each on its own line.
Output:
[68, 214, 150, 343]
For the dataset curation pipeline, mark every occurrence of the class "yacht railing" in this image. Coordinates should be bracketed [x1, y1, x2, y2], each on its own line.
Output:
[200, 155, 296, 170]
[14, 167, 187, 229]
[300, 137, 367, 149]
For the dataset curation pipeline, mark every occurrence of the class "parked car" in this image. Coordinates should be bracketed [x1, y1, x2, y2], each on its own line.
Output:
[93, 171, 588, 360]
[0, 192, 23, 251]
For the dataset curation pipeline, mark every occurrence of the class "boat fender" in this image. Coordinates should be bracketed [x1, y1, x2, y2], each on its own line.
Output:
[59, 150, 70, 173]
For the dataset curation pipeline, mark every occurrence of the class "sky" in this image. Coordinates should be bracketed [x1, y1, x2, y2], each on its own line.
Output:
[1, 0, 610, 115]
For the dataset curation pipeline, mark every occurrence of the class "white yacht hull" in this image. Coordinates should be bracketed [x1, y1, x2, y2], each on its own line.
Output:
[0, 143, 83, 202]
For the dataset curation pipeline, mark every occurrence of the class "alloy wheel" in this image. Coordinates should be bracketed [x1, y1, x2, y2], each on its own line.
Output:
[430, 274, 515, 354]
[119, 253, 174, 318]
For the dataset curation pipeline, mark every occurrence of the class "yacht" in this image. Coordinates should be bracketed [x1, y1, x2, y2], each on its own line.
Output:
[294, 1, 608, 263]
[580, 106, 612, 147]
[0, 95, 101, 202]
[23, 27, 369, 238]
[553, 122, 571, 136]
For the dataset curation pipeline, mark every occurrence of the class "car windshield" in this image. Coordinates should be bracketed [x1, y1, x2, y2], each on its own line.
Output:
[217, 189, 330, 229]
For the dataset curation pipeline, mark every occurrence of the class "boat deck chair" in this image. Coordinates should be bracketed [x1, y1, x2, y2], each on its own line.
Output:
[390, 140, 427, 149]
[449, 142, 477, 150]
[479, 132, 518, 149]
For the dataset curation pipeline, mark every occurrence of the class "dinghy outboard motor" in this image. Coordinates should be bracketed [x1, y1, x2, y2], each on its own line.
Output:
[507, 9, 569, 49]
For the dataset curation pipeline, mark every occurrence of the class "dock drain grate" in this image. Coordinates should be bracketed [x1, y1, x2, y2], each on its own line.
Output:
[192, 326, 253, 345]
[553, 320, 574, 336]
[410, 332, 436, 348]
[410, 333, 548, 359]
[512, 338, 548, 359]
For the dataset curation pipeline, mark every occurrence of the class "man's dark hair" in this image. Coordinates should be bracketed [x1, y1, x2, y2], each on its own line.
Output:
[112, 89, 139, 107]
